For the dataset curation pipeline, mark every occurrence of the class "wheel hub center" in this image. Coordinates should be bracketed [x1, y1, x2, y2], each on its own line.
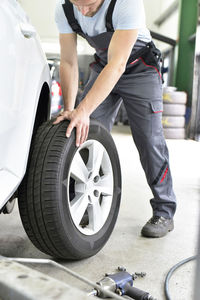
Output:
[85, 176, 100, 199]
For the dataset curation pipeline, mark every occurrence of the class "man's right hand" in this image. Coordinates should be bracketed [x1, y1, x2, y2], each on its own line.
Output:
[53, 108, 90, 147]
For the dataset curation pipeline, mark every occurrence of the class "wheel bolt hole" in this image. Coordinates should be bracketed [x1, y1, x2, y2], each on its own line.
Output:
[94, 190, 99, 197]
[94, 176, 100, 183]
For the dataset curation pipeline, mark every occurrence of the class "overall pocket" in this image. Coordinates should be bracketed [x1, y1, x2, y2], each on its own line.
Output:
[150, 101, 164, 136]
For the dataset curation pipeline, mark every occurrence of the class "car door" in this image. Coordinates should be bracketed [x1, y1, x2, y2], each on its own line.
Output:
[0, 0, 34, 112]
[0, 0, 50, 209]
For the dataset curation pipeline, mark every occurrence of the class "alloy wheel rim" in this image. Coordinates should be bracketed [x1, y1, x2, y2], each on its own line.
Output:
[66, 140, 114, 235]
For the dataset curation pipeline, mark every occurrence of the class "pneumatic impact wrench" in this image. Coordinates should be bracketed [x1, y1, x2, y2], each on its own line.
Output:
[89, 267, 157, 300]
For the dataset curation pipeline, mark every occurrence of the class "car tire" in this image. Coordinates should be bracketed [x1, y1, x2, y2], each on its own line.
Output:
[163, 104, 186, 116]
[162, 116, 185, 128]
[162, 89, 187, 139]
[18, 119, 121, 260]
[163, 91, 187, 104]
[163, 128, 185, 139]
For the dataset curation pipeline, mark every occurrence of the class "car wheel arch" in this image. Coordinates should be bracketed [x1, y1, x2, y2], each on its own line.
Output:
[33, 82, 51, 135]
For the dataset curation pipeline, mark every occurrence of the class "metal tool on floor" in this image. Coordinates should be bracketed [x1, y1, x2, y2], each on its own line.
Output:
[0, 256, 123, 300]
[88, 267, 157, 300]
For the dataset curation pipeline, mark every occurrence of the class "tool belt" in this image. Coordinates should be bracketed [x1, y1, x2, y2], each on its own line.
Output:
[127, 41, 161, 66]
[94, 41, 162, 76]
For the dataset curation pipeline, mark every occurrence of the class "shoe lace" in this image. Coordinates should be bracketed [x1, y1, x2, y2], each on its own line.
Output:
[150, 216, 163, 225]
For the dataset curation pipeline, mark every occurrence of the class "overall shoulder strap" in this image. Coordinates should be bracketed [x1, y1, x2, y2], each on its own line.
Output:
[62, 0, 85, 36]
[105, 0, 117, 32]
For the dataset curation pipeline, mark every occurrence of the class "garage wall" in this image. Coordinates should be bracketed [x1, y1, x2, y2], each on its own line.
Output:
[159, 11, 179, 40]
[18, 0, 58, 40]
[157, 1, 179, 40]
[144, 0, 179, 50]
[143, 0, 161, 30]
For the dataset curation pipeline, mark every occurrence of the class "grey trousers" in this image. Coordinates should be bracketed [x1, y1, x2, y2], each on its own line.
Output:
[79, 65, 176, 219]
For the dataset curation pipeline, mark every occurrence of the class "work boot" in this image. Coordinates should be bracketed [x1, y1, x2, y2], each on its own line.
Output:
[141, 216, 174, 238]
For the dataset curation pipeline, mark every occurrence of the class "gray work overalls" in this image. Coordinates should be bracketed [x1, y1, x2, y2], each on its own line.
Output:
[62, 0, 176, 219]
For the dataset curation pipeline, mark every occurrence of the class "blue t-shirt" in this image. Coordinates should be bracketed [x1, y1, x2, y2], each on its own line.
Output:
[55, 0, 151, 43]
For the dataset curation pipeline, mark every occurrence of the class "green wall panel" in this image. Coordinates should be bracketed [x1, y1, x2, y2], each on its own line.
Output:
[175, 0, 198, 106]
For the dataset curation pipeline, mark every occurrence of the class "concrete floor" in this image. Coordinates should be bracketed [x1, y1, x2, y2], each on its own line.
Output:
[0, 125, 200, 300]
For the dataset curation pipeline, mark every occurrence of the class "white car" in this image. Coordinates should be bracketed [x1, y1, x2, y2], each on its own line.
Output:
[0, 0, 121, 260]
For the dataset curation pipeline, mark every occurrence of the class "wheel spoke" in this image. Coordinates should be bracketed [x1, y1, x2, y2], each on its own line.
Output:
[70, 193, 89, 226]
[88, 198, 103, 232]
[74, 182, 86, 193]
[96, 175, 113, 196]
[87, 142, 104, 175]
[100, 195, 113, 213]
[70, 152, 89, 183]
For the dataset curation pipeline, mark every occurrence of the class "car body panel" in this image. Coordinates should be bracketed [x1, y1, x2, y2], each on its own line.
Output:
[0, 0, 51, 208]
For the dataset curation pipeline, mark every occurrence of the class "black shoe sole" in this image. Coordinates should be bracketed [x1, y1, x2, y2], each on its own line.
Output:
[141, 224, 174, 238]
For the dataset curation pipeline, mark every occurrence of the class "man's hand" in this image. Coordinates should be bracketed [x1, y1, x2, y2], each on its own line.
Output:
[53, 108, 90, 147]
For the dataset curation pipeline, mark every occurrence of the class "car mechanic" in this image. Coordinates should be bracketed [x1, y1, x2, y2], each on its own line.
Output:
[54, 0, 176, 238]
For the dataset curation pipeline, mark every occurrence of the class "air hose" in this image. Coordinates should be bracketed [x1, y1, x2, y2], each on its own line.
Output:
[164, 255, 197, 300]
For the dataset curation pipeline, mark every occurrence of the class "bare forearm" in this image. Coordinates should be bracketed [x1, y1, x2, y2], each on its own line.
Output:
[60, 61, 79, 111]
[77, 61, 125, 115]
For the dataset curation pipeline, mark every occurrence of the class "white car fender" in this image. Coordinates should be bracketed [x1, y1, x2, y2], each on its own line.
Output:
[0, 0, 51, 209]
